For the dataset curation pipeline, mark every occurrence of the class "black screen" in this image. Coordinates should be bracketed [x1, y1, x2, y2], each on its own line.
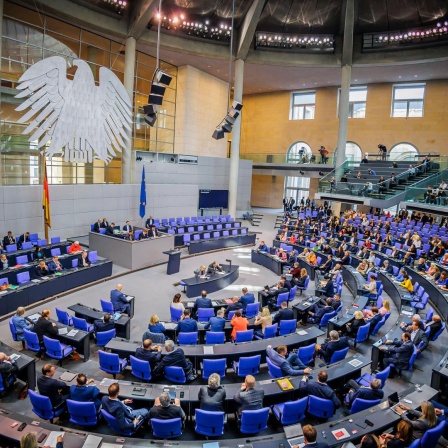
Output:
[199, 190, 229, 209]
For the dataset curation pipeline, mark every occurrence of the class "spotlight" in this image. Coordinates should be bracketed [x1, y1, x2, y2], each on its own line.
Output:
[212, 128, 225, 140]
[221, 122, 232, 133]
[319, 171, 324, 176]
[212, 102, 243, 139]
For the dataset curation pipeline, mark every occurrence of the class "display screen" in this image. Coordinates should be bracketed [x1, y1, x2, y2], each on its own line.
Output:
[199, 189, 229, 209]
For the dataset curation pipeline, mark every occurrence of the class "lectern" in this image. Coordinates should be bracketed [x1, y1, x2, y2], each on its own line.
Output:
[163, 250, 181, 275]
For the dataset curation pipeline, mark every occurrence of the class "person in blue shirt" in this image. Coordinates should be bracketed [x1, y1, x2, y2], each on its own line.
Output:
[176, 309, 198, 332]
[204, 309, 226, 332]
[148, 314, 166, 335]
[193, 290, 212, 317]
[257, 241, 269, 253]
[110, 283, 131, 315]
[266, 344, 311, 376]
[70, 373, 101, 411]
[239, 287, 255, 311]
[394, 268, 405, 282]
[12, 306, 33, 342]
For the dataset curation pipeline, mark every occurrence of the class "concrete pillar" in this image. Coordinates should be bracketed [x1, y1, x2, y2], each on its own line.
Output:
[0, 0, 3, 186]
[335, 64, 352, 168]
[228, 58, 244, 217]
[122, 36, 136, 184]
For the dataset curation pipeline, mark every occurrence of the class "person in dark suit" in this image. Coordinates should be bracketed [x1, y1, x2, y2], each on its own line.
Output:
[101, 382, 149, 431]
[281, 274, 292, 291]
[93, 219, 102, 233]
[318, 255, 333, 274]
[273, 301, 294, 324]
[135, 339, 162, 369]
[339, 250, 351, 265]
[367, 307, 383, 334]
[17, 232, 30, 249]
[35, 261, 50, 277]
[2, 231, 15, 247]
[176, 309, 198, 332]
[110, 284, 131, 315]
[122, 221, 133, 233]
[208, 261, 224, 274]
[148, 225, 158, 238]
[264, 281, 288, 307]
[37, 364, 69, 410]
[153, 340, 195, 380]
[380, 332, 414, 374]
[345, 378, 384, 408]
[48, 255, 64, 272]
[317, 278, 335, 299]
[125, 230, 136, 241]
[239, 287, 255, 311]
[299, 298, 333, 325]
[233, 374, 264, 415]
[225, 296, 244, 318]
[139, 229, 150, 240]
[193, 290, 212, 315]
[380, 260, 394, 275]
[204, 309, 226, 331]
[0, 352, 19, 386]
[300, 424, 330, 448]
[94, 313, 115, 334]
[33, 309, 58, 345]
[316, 330, 350, 364]
[70, 373, 101, 411]
[105, 223, 115, 236]
[145, 216, 155, 229]
[101, 218, 109, 228]
[78, 251, 91, 267]
[299, 370, 341, 409]
[408, 320, 429, 354]
[426, 315, 443, 340]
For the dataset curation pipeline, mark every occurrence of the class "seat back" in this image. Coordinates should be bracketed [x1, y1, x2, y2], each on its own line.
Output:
[202, 358, 226, 379]
[420, 420, 446, 448]
[22, 241, 33, 250]
[280, 397, 308, 425]
[245, 302, 259, 318]
[307, 395, 335, 419]
[89, 251, 98, 263]
[98, 350, 121, 374]
[431, 322, 446, 341]
[266, 357, 283, 378]
[235, 329, 254, 342]
[355, 323, 371, 345]
[288, 285, 297, 301]
[72, 259, 79, 268]
[29, 390, 55, 420]
[279, 319, 296, 336]
[67, 399, 98, 426]
[170, 306, 183, 323]
[51, 248, 61, 257]
[51, 236, 61, 244]
[205, 332, 225, 344]
[375, 365, 390, 388]
[407, 345, 418, 371]
[425, 307, 434, 323]
[237, 355, 261, 376]
[178, 332, 198, 345]
[129, 355, 152, 381]
[350, 398, 381, 414]
[9, 317, 18, 341]
[101, 300, 114, 313]
[151, 418, 183, 438]
[195, 409, 225, 437]
[263, 324, 278, 339]
[197, 308, 214, 322]
[0, 277, 8, 287]
[72, 316, 90, 332]
[240, 408, 270, 434]
[37, 239, 47, 247]
[43, 336, 66, 359]
[101, 409, 134, 435]
[56, 307, 72, 325]
[319, 311, 337, 329]
[164, 366, 186, 384]
[370, 316, 386, 336]
[276, 292, 290, 308]
[6, 244, 17, 253]
[329, 346, 349, 364]
[16, 255, 28, 264]
[17, 271, 30, 284]
[23, 328, 40, 352]
[297, 343, 316, 365]
[96, 329, 116, 346]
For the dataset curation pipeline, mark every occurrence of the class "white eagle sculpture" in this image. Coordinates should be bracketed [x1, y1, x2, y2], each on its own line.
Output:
[15, 56, 132, 164]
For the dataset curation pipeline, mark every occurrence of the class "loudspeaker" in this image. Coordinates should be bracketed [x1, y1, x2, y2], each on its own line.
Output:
[232, 100, 243, 111]
[212, 128, 225, 140]
[148, 93, 164, 105]
[144, 104, 158, 115]
[156, 70, 173, 86]
[144, 113, 157, 126]
[150, 83, 166, 96]
[222, 122, 232, 133]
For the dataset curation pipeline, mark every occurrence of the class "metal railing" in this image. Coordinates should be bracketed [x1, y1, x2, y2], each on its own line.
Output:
[240, 152, 335, 165]
[317, 156, 356, 193]
[403, 169, 448, 205]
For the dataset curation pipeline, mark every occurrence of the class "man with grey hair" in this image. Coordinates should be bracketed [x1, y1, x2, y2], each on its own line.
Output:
[380, 259, 394, 275]
[198, 373, 226, 412]
[153, 340, 196, 381]
[315, 330, 349, 365]
[149, 391, 186, 421]
[345, 378, 384, 408]
[204, 309, 226, 332]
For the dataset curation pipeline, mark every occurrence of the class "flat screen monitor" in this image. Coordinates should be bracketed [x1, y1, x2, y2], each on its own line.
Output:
[199, 189, 229, 209]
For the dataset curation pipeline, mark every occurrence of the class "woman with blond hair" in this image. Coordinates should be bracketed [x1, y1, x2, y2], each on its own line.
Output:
[357, 259, 368, 276]
[345, 310, 366, 338]
[148, 314, 166, 335]
[254, 307, 273, 338]
[398, 400, 438, 439]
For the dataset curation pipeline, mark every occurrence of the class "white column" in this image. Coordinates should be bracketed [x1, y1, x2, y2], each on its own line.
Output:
[228, 58, 244, 218]
[335, 64, 352, 168]
[122, 36, 136, 184]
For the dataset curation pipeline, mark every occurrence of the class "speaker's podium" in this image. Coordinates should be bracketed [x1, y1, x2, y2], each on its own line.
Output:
[163, 250, 181, 275]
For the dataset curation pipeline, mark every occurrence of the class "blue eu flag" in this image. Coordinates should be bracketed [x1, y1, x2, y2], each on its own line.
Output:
[139, 166, 146, 218]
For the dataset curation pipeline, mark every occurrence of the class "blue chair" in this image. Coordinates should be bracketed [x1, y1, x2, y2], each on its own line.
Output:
[9, 317, 25, 349]
[318, 311, 337, 329]
[350, 398, 381, 414]
[17, 271, 30, 284]
[197, 308, 214, 322]
[72, 316, 94, 333]
[164, 366, 186, 384]
[297, 277, 310, 295]
[370, 315, 386, 336]
[425, 307, 434, 323]
[407, 439, 421, 448]
[353, 322, 371, 348]
[202, 358, 226, 379]
[205, 332, 225, 344]
[271, 397, 307, 426]
[233, 355, 261, 377]
[245, 302, 259, 318]
[279, 319, 296, 336]
[6, 244, 17, 253]
[288, 285, 297, 302]
[100, 300, 114, 314]
[51, 236, 61, 244]
[23, 329, 41, 354]
[390, 345, 418, 376]
[356, 366, 390, 389]
[0, 369, 16, 393]
[22, 242, 33, 250]
[96, 329, 116, 346]
[98, 350, 127, 378]
[129, 355, 152, 381]
[43, 336, 74, 366]
[178, 332, 198, 345]
[274, 292, 289, 308]
[239, 408, 270, 434]
[170, 306, 183, 323]
[55, 307, 73, 326]
[297, 343, 316, 365]
[101, 409, 144, 436]
[255, 324, 278, 340]
[329, 346, 349, 365]
[307, 395, 335, 419]
[227, 310, 236, 320]
[235, 329, 254, 342]
[431, 322, 445, 341]
[67, 400, 99, 427]
[16, 255, 28, 264]
[266, 357, 283, 378]
[89, 251, 98, 263]
[195, 409, 225, 437]
[29, 390, 66, 423]
[51, 248, 61, 257]
[151, 418, 183, 438]
[0, 277, 9, 287]
[37, 239, 47, 247]
[72, 259, 79, 268]
[420, 420, 446, 448]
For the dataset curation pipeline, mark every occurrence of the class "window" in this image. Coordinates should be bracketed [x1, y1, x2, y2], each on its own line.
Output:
[290, 91, 315, 120]
[287, 142, 312, 163]
[392, 84, 425, 118]
[334, 142, 363, 163]
[338, 87, 367, 118]
[389, 143, 419, 161]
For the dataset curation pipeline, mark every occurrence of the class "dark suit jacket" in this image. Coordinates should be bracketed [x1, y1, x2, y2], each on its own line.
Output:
[37, 375, 69, 407]
[320, 280, 335, 297]
[319, 337, 350, 364]
[94, 319, 115, 334]
[3, 236, 15, 247]
[105, 225, 115, 236]
[225, 302, 243, 318]
[111, 289, 128, 312]
[93, 222, 101, 233]
[18, 234, 30, 248]
[239, 293, 255, 310]
[70, 384, 101, 410]
[176, 318, 198, 333]
[412, 328, 429, 352]
[34, 316, 58, 342]
[348, 387, 384, 407]
[299, 380, 341, 409]
[153, 348, 189, 377]
[78, 255, 91, 267]
[427, 321, 443, 340]
[273, 308, 294, 324]
[101, 396, 135, 431]
[386, 340, 414, 369]
[148, 229, 158, 238]
[35, 266, 50, 277]
[145, 218, 155, 228]
[368, 313, 383, 333]
[123, 224, 133, 232]
[194, 297, 212, 313]
[135, 347, 162, 368]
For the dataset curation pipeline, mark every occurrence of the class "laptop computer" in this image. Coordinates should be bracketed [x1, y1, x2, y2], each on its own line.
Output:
[387, 392, 402, 414]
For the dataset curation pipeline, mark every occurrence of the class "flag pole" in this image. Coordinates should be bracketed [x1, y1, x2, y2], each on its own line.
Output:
[41, 153, 51, 241]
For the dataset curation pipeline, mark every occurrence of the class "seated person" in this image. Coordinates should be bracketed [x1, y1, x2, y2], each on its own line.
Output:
[204, 308, 226, 332]
[35, 261, 50, 277]
[306, 251, 317, 265]
[0, 253, 9, 270]
[122, 221, 133, 233]
[37, 364, 70, 411]
[318, 255, 334, 274]
[135, 339, 162, 370]
[70, 373, 101, 411]
[344, 310, 366, 337]
[415, 258, 428, 273]
[102, 383, 149, 431]
[397, 401, 439, 440]
[101, 217, 109, 228]
[176, 309, 198, 332]
[426, 314, 443, 340]
[239, 287, 255, 311]
[12, 306, 33, 341]
[364, 299, 390, 319]
[275, 248, 287, 261]
[381, 420, 413, 448]
[0, 352, 19, 386]
[17, 232, 30, 249]
[195, 265, 207, 277]
[266, 344, 311, 376]
[3, 231, 15, 247]
[357, 259, 368, 276]
[149, 391, 186, 422]
[78, 251, 91, 267]
[230, 310, 249, 341]
[366, 307, 382, 333]
[105, 223, 115, 236]
[139, 229, 150, 239]
[317, 277, 335, 298]
[345, 378, 384, 408]
[208, 261, 224, 274]
[399, 272, 413, 293]
[379, 260, 394, 275]
[253, 307, 272, 338]
[171, 293, 185, 312]
[193, 290, 212, 315]
[273, 301, 294, 324]
[256, 241, 269, 253]
[48, 255, 64, 272]
[68, 240, 83, 253]
[298, 370, 341, 410]
[379, 332, 414, 375]
[110, 284, 131, 315]
[125, 230, 136, 241]
[153, 340, 195, 381]
[362, 275, 378, 299]
[233, 375, 264, 415]
[148, 314, 166, 335]
[225, 296, 244, 318]
[295, 268, 309, 288]
[145, 216, 155, 229]
[198, 373, 226, 412]
[148, 225, 158, 238]
[315, 330, 349, 364]
[93, 219, 102, 233]
[263, 281, 288, 308]
[94, 313, 115, 334]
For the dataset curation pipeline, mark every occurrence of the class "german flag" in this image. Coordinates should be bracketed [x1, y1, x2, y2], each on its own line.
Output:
[42, 158, 51, 228]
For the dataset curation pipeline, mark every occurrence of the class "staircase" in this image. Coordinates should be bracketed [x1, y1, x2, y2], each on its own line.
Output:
[274, 215, 284, 229]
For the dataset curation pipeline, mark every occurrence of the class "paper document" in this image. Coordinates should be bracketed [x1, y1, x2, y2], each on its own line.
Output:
[296, 330, 308, 335]
[58, 327, 68, 335]
[44, 431, 64, 448]
[348, 359, 363, 367]
[81, 434, 102, 448]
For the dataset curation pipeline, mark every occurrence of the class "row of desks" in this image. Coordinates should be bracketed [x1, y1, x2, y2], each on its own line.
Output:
[3, 241, 71, 264]
[173, 225, 245, 247]
[188, 233, 256, 254]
